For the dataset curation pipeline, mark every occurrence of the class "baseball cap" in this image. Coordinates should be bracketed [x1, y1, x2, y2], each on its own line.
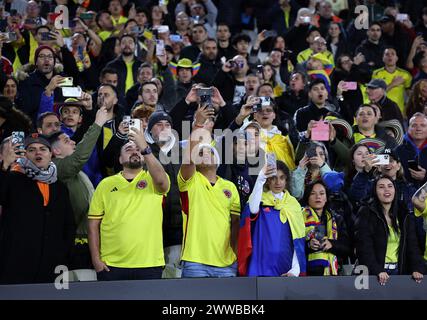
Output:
[24, 133, 51, 150]
[366, 79, 387, 90]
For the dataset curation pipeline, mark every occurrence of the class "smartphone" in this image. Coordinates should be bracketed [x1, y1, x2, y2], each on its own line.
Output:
[408, 160, 420, 171]
[343, 81, 357, 90]
[24, 18, 37, 25]
[80, 12, 94, 20]
[131, 25, 142, 35]
[264, 30, 277, 38]
[396, 13, 409, 21]
[259, 96, 271, 107]
[169, 34, 182, 42]
[302, 16, 311, 23]
[40, 32, 55, 41]
[62, 86, 82, 97]
[197, 87, 213, 106]
[58, 77, 73, 87]
[306, 143, 318, 158]
[265, 152, 277, 175]
[11, 131, 25, 154]
[374, 154, 390, 165]
[155, 39, 165, 56]
[4, 32, 17, 42]
[129, 118, 141, 132]
[314, 225, 326, 242]
[158, 25, 169, 34]
[311, 121, 330, 141]
[123, 115, 131, 127]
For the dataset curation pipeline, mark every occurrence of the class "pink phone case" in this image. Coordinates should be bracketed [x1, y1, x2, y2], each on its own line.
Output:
[311, 121, 329, 141]
[344, 82, 357, 90]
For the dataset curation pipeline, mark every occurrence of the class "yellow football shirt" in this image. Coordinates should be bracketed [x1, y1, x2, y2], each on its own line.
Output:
[414, 204, 427, 261]
[178, 170, 241, 267]
[297, 48, 313, 64]
[88, 170, 170, 268]
[372, 67, 412, 114]
[112, 16, 128, 26]
[385, 225, 399, 263]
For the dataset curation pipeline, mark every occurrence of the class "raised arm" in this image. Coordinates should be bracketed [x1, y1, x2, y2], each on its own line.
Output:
[128, 126, 170, 194]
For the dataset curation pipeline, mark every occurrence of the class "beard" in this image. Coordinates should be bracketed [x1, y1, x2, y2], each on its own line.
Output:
[122, 154, 143, 169]
[122, 48, 134, 57]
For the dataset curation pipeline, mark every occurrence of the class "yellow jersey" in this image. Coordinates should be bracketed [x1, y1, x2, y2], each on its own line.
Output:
[88, 170, 170, 268]
[178, 170, 240, 267]
[372, 67, 412, 114]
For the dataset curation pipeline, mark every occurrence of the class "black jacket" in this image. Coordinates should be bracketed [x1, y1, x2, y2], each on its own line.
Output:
[355, 39, 386, 75]
[17, 44, 80, 125]
[276, 89, 308, 118]
[106, 55, 143, 98]
[151, 143, 182, 247]
[193, 54, 222, 86]
[294, 101, 341, 132]
[0, 171, 75, 284]
[306, 210, 352, 275]
[355, 200, 425, 276]
[377, 95, 404, 127]
[395, 133, 427, 188]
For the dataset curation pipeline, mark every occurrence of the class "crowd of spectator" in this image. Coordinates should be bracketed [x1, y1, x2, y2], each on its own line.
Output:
[1, 0, 427, 286]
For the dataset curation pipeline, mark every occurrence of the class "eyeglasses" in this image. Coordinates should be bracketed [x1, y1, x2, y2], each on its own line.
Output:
[38, 54, 54, 60]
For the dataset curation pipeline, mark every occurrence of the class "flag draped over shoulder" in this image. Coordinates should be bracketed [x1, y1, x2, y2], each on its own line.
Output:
[238, 191, 306, 276]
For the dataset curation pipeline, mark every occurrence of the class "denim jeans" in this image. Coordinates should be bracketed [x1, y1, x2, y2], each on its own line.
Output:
[385, 268, 399, 276]
[97, 266, 163, 281]
[181, 261, 237, 278]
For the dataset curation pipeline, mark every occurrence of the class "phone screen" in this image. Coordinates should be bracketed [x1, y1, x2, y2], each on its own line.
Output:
[62, 87, 82, 97]
[311, 121, 329, 141]
[156, 39, 165, 56]
[408, 160, 420, 171]
[343, 81, 357, 90]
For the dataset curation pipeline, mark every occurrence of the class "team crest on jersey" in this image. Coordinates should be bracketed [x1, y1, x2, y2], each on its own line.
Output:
[137, 180, 147, 190]
[223, 189, 232, 198]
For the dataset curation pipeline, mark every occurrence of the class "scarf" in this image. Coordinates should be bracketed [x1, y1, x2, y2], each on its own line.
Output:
[261, 127, 296, 170]
[15, 158, 58, 184]
[303, 206, 338, 275]
[73, 47, 91, 72]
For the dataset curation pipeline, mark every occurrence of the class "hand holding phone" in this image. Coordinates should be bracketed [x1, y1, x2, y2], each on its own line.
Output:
[265, 152, 277, 177]
[408, 160, 420, 171]
[11, 131, 25, 155]
[155, 39, 165, 56]
[129, 118, 142, 132]
[343, 81, 357, 90]
[58, 77, 73, 87]
[62, 86, 82, 97]
[264, 30, 277, 38]
[311, 121, 330, 141]
[374, 154, 390, 165]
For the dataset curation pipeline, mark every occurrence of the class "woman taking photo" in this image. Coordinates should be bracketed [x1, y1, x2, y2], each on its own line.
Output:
[355, 175, 424, 285]
[238, 161, 306, 277]
[303, 181, 351, 276]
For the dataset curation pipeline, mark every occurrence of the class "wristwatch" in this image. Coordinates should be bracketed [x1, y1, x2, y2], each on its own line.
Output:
[141, 146, 152, 155]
